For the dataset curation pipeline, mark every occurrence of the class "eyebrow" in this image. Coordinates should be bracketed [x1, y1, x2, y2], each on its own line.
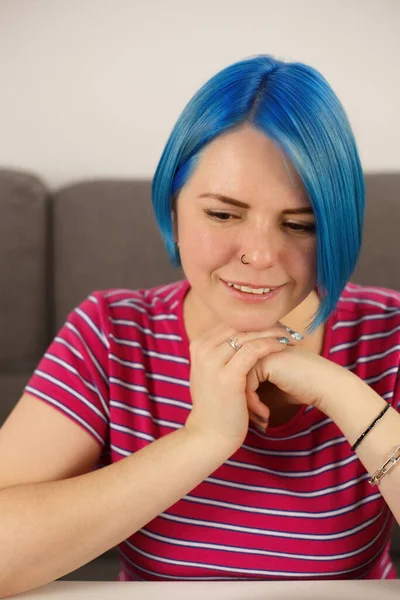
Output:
[197, 193, 314, 215]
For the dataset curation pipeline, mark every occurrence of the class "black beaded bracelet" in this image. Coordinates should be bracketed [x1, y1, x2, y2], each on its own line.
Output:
[351, 403, 390, 452]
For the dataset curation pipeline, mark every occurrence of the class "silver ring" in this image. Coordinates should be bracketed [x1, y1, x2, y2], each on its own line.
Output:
[228, 337, 242, 351]
[284, 325, 304, 341]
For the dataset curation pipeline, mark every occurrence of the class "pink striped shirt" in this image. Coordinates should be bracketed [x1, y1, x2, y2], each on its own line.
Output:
[25, 280, 400, 581]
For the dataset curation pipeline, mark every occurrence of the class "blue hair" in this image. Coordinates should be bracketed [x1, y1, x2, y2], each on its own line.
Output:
[151, 55, 365, 333]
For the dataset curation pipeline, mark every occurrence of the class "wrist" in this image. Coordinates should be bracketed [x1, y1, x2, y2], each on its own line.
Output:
[321, 370, 387, 441]
[318, 367, 358, 418]
[182, 422, 242, 459]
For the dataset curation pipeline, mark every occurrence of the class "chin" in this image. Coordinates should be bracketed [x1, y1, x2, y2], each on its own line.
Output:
[217, 311, 284, 333]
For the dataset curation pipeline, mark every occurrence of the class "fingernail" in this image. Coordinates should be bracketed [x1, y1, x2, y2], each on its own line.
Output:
[277, 336, 290, 344]
[255, 424, 266, 433]
[259, 416, 269, 423]
[284, 326, 304, 341]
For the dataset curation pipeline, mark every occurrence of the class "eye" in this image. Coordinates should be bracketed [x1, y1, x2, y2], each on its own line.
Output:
[205, 210, 238, 221]
[205, 211, 316, 232]
[285, 222, 316, 233]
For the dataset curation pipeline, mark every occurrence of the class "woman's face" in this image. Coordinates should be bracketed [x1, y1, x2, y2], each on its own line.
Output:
[174, 124, 318, 335]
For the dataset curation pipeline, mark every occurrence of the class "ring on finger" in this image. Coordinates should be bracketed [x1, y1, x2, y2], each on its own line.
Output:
[284, 325, 304, 341]
[228, 337, 242, 351]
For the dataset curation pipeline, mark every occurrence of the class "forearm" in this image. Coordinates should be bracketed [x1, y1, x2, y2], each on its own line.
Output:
[322, 370, 400, 524]
[0, 427, 233, 598]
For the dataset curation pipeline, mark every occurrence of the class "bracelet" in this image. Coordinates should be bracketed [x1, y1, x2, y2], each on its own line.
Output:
[369, 445, 400, 487]
[351, 403, 390, 452]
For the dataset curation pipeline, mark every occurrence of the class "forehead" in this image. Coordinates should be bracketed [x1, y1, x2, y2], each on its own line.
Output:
[187, 124, 307, 203]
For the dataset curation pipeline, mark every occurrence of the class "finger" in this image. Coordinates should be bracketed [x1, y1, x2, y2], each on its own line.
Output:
[247, 391, 270, 426]
[192, 321, 303, 370]
[215, 329, 293, 366]
[192, 317, 303, 351]
[248, 408, 270, 431]
[279, 322, 305, 342]
[221, 322, 304, 353]
[246, 367, 270, 427]
[226, 336, 288, 377]
[246, 370, 270, 422]
[191, 327, 273, 367]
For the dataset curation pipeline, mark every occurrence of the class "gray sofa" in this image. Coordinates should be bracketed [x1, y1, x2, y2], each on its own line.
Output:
[0, 168, 399, 580]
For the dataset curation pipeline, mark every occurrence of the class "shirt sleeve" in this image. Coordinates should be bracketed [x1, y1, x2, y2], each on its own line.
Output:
[393, 369, 400, 412]
[24, 292, 110, 449]
[387, 291, 400, 412]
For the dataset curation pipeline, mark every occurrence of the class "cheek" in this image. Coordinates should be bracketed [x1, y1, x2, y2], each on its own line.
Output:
[296, 240, 318, 277]
[180, 222, 233, 265]
[283, 238, 317, 278]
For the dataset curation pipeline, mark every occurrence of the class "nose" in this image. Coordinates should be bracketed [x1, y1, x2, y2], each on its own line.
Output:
[239, 225, 283, 269]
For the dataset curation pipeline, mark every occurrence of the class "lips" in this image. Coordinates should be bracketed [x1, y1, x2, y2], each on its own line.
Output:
[222, 279, 282, 289]
[221, 279, 284, 303]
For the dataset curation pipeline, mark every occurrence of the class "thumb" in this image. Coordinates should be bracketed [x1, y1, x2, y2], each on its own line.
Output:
[246, 365, 260, 395]
[246, 368, 270, 423]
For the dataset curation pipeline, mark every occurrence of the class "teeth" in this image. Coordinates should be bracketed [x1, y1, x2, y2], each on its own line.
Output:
[227, 283, 273, 294]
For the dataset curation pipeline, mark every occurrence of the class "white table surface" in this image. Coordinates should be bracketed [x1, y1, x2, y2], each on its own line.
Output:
[12, 579, 400, 599]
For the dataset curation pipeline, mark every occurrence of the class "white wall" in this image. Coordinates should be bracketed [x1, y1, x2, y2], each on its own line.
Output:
[0, 0, 399, 189]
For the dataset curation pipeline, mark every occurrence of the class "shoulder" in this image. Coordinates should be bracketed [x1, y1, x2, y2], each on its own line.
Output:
[92, 279, 187, 315]
[71, 280, 188, 321]
[328, 283, 399, 406]
[328, 282, 399, 366]
[70, 281, 189, 346]
[335, 282, 400, 325]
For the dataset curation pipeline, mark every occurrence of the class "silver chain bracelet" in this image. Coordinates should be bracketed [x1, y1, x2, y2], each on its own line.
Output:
[368, 445, 400, 486]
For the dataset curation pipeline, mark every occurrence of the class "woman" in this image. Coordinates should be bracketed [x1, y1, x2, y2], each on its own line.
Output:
[0, 55, 399, 595]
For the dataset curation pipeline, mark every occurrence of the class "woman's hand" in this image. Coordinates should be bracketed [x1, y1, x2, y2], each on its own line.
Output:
[248, 344, 354, 417]
[184, 321, 303, 450]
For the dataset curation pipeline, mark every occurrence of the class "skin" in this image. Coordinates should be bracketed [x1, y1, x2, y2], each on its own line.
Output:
[174, 123, 322, 345]
[166, 125, 400, 532]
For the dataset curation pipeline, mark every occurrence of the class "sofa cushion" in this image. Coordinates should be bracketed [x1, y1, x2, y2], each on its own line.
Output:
[0, 169, 49, 370]
[0, 372, 33, 425]
[353, 173, 400, 290]
[52, 180, 183, 331]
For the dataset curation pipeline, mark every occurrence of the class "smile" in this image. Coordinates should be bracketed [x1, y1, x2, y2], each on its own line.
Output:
[226, 283, 275, 295]
[221, 280, 284, 303]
